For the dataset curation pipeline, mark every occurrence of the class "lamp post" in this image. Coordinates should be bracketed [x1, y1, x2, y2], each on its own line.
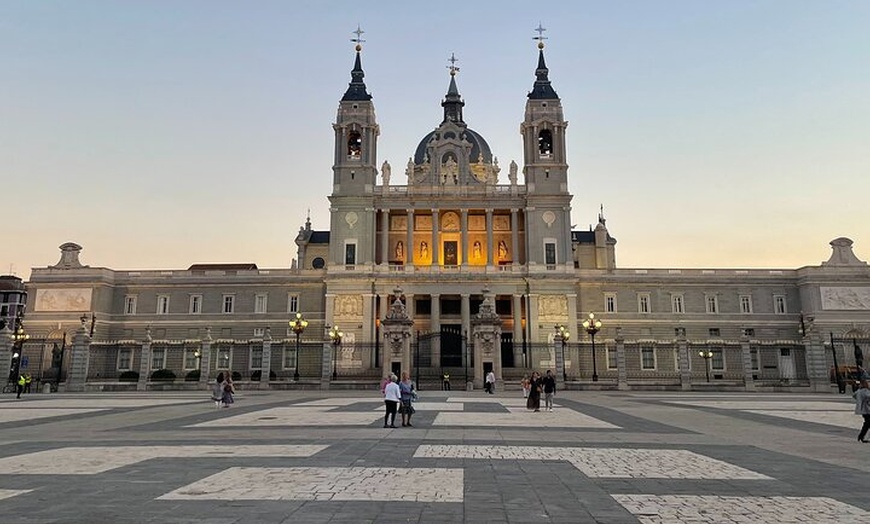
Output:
[829, 332, 846, 394]
[289, 312, 308, 381]
[328, 325, 343, 380]
[582, 313, 601, 382]
[556, 325, 570, 382]
[699, 350, 713, 382]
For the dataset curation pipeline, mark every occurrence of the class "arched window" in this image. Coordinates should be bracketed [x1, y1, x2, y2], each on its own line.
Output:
[538, 129, 553, 158]
[347, 131, 362, 159]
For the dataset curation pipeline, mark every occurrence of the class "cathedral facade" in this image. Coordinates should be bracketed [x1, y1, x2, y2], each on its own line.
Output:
[7, 40, 870, 392]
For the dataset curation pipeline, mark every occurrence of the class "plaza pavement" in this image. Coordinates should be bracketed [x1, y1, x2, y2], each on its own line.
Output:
[0, 388, 867, 523]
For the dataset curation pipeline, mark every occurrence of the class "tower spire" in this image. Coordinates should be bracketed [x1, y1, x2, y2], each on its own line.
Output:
[342, 25, 372, 101]
[528, 23, 558, 100]
[442, 52, 465, 124]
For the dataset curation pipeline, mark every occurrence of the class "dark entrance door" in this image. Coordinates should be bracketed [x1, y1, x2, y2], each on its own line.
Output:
[440, 325, 463, 368]
[391, 361, 402, 376]
[443, 241, 458, 265]
[501, 333, 514, 368]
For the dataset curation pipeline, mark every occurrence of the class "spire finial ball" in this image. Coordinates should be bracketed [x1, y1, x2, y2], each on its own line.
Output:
[355, 43, 362, 52]
[538, 41, 545, 50]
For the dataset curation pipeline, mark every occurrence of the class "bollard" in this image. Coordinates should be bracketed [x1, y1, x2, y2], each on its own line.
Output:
[42, 382, 52, 394]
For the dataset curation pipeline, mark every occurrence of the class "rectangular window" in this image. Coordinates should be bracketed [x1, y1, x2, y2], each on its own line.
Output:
[641, 346, 656, 370]
[544, 242, 557, 266]
[283, 346, 297, 370]
[638, 293, 651, 314]
[345, 243, 357, 265]
[774, 295, 787, 315]
[287, 294, 299, 314]
[124, 295, 137, 315]
[674, 327, 686, 337]
[151, 348, 166, 370]
[215, 346, 231, 370]
[156, 295, 170, 315]
[743, 328, 755, 337]
[711, 348, 724, 371]
[708, 328, 720, 337]
[750, 347, 760, 371]
[222, 295, 235, 314]
[250, 345, 263, 370]
[604, 293, 617, 313]
[255, 293, 268, 314]
[183, 348, 199, 370]
[739, 295, 753, 314]
[189, 294, 202, 314]
[705, 294, 718, 314]
[606, 347, 617, 370]
[253, 327, 265, 338]
[671, 294, 684, 314]
[118, 348, 132, 371]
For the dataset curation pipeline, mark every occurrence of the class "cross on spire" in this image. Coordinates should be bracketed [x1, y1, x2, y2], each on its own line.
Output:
[533, 22, 548, 48]
[351, 24, 365, 50]
[447, 52, 460, 76]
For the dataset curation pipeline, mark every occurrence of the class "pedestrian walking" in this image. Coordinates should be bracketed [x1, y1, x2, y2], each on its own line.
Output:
[383, 374, 400, 428]
[485, 370, 496, 394]
[520, 375, 530, 399]
[542, 370, 556, 412]
[442, 372, 451, 391]
[16, 374, 25, 399]
[221, 372, 235, 407]
[853, 378, 870, 443]
[23, 373, 32, 394]
[212, 372, 226, 408]
[526, 371, 542, 412]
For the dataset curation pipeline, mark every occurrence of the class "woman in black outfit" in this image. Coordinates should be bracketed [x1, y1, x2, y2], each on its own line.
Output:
[527, 371, 542, 412]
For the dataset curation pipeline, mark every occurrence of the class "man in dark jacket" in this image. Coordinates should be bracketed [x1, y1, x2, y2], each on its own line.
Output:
[542, 370, 557, 412]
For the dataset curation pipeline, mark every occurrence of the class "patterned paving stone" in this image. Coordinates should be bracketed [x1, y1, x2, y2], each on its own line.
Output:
[666, 400, 852, 411]
[0, 489, 30, 501]
[0, 398, 208, 409]
[0, 408, 106, 424]
[189, 407, 383, 427]
[415, 445, 770, 479]
[0, 445, 327, 474]
[432, 409, 619, 428]
[743, 409, 861, 429]
[370, 402, 464, 411]
[612, 494, 870, 524]
[158, 466, 464, 502]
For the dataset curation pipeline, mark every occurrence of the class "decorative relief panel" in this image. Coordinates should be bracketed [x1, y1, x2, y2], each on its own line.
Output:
[34, 288, 93, 312]
[390, 216, 407, 231]
[538, 295, 568, 320]
[493, 216, 510, 231]
[414, 215, 432, 231]
[334, 295, 363, 317]
[441, 211, 460, 231]
[344, 212, 358, 229]
[542, 211, 556, 228]
[821, 287, 870, 310]
[468, 215, 485, 231]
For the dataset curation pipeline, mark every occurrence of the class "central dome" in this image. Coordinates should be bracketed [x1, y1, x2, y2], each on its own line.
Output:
[413, 128, 493, 165]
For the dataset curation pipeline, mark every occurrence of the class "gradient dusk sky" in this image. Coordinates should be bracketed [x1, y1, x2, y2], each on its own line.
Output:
[2, 1, 868, 278]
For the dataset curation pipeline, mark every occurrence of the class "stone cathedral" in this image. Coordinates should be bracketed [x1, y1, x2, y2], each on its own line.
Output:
[6, 35, 870, 393]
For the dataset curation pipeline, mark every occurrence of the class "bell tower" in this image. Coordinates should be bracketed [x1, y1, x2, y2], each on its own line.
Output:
[521, 25, 574, 269]
[328, 27, 379, 268]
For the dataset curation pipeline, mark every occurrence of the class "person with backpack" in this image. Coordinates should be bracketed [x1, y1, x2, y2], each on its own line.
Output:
[853, 378, 870, 443]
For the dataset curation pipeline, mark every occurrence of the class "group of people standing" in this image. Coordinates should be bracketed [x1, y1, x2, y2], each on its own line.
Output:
[212, 372, 235, 408]
[381, 371, 417, 428]
[521, 370, 557, 412]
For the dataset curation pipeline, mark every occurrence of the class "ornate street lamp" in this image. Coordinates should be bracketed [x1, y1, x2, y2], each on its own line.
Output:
[329, 325, 343, 380]
[289, 312, 308, 381]
[556, 325, 570, 382]
[582, 313, 602, 382]
[10, 318, 28, 384]
[699, 350, 713, 382]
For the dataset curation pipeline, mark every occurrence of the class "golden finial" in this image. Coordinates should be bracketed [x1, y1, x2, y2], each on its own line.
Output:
[533, 22, 547, 49]
[351, 24, 365, 52]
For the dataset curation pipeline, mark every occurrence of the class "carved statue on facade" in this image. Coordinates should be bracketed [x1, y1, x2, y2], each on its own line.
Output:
[381, 160, 391, 185]
[509, 160, 518, 185]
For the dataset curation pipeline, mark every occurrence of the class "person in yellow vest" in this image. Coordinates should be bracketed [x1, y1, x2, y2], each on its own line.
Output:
[23, 373, 32, 394]
[16, 375, 25, 399]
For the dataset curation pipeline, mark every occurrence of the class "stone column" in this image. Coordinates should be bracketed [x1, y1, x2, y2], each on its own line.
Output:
[406, 294, 415, 323]
[406, 209, 415, 267]
[554, 332, 566, 384]
[528, 294, 540, 347]
[564, 207, 573, 268]
[615, 330, 628, 390]
[0, 323, 12, 384]
[431, 294, 441, 368]
[362, 292, 374, 349]
[461, 209, 469, 266]
[321, 338, 333, 390]
[261, 327, 272, 390]
[137, 326, 152, 392]
[461, 293, 471, 382]
[566, 293, 578, 375]
[431, 210, 440, 266]
[512, 294, 524, 367]
[511, 209, 519, 267]
[380, 209, 389, 265]
[677, 332, 691, 391]
[66, 319, 92, 393]
[805, 328, 829, 393]
[325, 294, 336, 328]
[485, 209, 494, 267]
[198, 327, 212, 388]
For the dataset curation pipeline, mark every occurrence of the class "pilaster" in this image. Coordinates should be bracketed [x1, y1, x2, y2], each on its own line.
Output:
[198, 327, 212, 388]
[261, 327, 272, 390]
[66, 319, 91, 393]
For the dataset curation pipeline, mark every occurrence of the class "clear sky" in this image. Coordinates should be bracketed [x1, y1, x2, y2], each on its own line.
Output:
[2, 1, 868, 277]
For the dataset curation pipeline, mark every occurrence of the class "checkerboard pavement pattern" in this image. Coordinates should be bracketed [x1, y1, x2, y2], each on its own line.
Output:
[0, 391, 867, 523]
